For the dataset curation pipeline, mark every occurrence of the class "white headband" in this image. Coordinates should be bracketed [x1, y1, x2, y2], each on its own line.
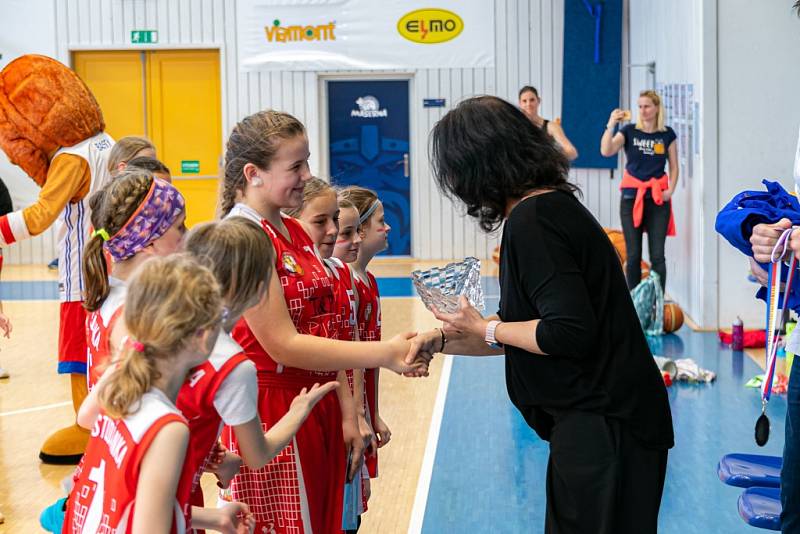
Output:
[359, 200, 380, 225]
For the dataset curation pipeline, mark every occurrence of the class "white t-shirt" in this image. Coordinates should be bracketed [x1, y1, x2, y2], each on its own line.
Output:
[211, 334, 259, 427]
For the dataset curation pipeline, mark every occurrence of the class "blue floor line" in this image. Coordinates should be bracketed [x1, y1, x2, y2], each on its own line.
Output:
[0, 280, 59, 300]
[0, 276, 499, 301]
[422, 298, 782, 533]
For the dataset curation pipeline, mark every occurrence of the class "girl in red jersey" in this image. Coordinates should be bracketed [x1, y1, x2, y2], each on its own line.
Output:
[331, 193, 373, 528]
[338, 186, 392, 482]
[82, 171, 187, 393]
[217, 110, 431, 534]
[180, 217, 339, 528]
[64, 255, 254, 533]
[287, 179, 370, 530]
[285, 178, 366, 470]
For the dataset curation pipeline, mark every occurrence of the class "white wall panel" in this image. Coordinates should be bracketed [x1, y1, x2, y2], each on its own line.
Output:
[716, 1, 800, 330]
[627, 0, 716, 327]
[3, 0, 617, 264]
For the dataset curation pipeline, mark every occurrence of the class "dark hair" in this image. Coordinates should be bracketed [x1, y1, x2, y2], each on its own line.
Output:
[430, 95, 577, 232]
[795, 0, 800, 16]
[83, 171, 154, 311]
[518, 85, 539, 99]
[126, 156, 170, 176]
[338, 185, 379, 228]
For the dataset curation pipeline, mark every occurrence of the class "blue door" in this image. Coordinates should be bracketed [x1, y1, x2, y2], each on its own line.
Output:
[327, 80, 411, 256]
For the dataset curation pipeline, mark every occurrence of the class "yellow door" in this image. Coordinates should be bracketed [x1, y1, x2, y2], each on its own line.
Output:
[72, 51, 145, 141]
[147, 50, 221, 227]
[72, 49, 222, 228]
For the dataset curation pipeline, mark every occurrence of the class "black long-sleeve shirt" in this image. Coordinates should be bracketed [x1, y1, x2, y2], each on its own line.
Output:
[498, 190, 674, 450]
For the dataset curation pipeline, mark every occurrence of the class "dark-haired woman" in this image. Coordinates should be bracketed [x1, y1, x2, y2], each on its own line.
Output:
[519, 85, 578, 161]
[423, 95, 673, 534]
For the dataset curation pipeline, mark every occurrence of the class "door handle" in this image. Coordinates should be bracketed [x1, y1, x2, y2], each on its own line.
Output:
[403, 153, 409, 178]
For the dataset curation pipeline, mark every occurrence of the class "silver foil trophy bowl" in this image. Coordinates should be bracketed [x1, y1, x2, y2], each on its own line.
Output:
[411, 257, 485, 314]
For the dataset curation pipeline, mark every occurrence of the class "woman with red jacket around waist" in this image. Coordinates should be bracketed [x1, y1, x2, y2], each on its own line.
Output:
[600, 89, 678, 290]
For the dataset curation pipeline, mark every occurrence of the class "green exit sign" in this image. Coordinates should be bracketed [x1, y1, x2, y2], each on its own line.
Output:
[131, 30, 158, 44]
[181, 160, 200, 174]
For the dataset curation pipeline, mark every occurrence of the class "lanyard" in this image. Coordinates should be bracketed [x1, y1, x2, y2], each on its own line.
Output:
[764, 228, 796, 403]
[757, 227, 798, 446]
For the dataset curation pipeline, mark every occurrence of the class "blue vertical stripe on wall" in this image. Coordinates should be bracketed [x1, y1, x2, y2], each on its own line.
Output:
[561, 0, 623, 169]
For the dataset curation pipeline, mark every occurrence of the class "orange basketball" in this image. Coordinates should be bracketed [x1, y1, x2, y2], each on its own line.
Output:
[663, 301, 684, 333]
[604, 228, 626, 265]
[640, 260, 650, 280]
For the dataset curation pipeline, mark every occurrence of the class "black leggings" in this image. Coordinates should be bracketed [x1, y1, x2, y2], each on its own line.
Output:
[620, 197, 670, 291]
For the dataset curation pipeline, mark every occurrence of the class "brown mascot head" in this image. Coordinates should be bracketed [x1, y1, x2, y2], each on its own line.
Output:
[0, 54, 104, 186]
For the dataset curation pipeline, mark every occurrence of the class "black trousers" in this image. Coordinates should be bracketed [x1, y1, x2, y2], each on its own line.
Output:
[0, 178, 11, 217]
[620, 197, 670, 291]
[544, 411, 668, 534]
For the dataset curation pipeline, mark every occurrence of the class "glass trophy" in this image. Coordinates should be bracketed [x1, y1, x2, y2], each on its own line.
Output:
[411, 257, 485, 313]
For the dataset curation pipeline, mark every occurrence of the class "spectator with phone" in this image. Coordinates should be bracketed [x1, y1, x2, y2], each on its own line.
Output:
[601, 90, 679, 291]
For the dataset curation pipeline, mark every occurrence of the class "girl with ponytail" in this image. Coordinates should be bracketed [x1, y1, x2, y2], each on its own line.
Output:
[64, 255, 254, 533]
[338, 185, 393, 494]
[290, 178, 372, 529]
[178, 217, 340, 520]
[218, 110, 432, 534]
[81, 170, 186, 392]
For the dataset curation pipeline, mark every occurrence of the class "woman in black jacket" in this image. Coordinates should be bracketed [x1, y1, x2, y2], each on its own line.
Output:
[424, 96, 673, 534]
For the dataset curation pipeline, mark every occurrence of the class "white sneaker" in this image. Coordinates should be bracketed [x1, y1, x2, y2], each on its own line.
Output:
[0, 367, 9, 379]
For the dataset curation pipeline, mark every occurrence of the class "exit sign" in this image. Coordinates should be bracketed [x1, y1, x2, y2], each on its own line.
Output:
[181, 160, 200, 174]
[131, 30, 158, 44]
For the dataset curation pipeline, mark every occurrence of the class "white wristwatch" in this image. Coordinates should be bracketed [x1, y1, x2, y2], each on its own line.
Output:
[485, 320, 503, 349]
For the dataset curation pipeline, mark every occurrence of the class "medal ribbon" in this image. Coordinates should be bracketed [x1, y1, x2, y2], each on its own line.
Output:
[763, 227, 797, 402]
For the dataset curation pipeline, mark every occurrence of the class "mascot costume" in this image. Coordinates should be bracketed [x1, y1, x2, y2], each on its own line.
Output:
[0, 54, 114, 463]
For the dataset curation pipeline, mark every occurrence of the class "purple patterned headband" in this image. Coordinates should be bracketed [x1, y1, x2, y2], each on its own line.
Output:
[103, 178, 185, 262]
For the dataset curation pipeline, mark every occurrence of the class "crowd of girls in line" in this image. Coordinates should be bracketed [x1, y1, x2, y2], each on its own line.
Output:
[44, 111, 440, 534]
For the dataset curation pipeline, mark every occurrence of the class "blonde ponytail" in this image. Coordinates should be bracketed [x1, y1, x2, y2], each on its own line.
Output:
[99, 344, 157, 419]
[98, 255, 222, 418]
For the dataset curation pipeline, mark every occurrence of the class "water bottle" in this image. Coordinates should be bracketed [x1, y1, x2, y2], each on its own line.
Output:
[732, 316, 744, 351]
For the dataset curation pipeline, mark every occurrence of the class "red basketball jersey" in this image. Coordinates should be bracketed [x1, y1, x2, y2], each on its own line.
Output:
[228, 204, 337, 378]
[353, 271, 381, 343]
[63, 389, 187, 533]
[85, 280, 126, 391]
[354, 270, 381, 478]
[324, 257, 357, 343]
[223, 204, 345, 534]
[175, 332, 251, 521]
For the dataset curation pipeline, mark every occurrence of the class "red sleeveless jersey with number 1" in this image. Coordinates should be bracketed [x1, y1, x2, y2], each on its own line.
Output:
[223, 204, 345, 534]
[63, 389, 187, 533]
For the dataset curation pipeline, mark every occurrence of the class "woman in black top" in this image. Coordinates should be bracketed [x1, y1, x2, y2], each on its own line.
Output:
[518, 85, 578, 161]
[425, 96, 673, 534]
[600, 90, 679, 290]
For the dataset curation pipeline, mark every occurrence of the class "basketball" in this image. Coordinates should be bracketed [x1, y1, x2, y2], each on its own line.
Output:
[663, 301, 684, 333]
[604, 228, 626, 265]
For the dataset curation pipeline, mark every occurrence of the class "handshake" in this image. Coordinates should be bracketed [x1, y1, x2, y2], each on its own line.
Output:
[388, 294, 491, 378]
[385, 329, 444, 378]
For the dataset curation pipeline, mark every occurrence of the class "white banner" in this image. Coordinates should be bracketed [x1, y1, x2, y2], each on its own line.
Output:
[236, 0, 495, 71]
